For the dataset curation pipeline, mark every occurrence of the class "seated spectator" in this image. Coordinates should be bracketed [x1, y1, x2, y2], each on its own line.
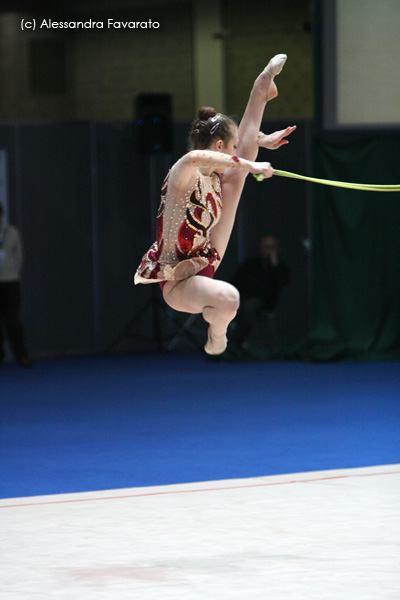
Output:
[231, 234, 290, 346]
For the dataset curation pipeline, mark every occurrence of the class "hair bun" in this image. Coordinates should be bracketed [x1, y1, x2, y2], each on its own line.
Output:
[188, 108, 236, 151]
[198, 106, 217, 120]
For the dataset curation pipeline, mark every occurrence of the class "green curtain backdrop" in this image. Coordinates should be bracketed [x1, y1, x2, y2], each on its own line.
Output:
[309, 137, 400, 360]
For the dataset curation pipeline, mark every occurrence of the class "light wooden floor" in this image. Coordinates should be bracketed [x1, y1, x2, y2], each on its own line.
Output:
[1, 465, 399, 599]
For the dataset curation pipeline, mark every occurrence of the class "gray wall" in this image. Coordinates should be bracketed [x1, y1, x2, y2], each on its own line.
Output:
[0, 0, 312, 122]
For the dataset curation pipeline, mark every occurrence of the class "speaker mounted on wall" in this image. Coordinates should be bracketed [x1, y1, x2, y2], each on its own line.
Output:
[135, 93, 173, 154]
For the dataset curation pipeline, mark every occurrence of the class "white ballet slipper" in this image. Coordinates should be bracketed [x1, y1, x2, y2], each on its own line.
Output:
[204, 327, 227, 355]
[264, 54, 287, 77]
[259, 54, 287, 101]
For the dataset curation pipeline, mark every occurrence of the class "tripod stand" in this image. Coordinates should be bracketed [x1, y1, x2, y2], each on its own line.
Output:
[106, 153, 204, 353]
[106, 283, 203, 352]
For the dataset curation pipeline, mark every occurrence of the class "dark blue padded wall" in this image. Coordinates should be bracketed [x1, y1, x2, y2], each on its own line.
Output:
[0, 120, 310, 357]
[238, 120, 311, 344]
[94, 122, 151, 352]
[215, 120, 311, 344]
[0, 123, 95, 357]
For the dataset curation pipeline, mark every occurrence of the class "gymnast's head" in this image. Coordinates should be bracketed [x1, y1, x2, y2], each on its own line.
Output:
[188, 107, 238, 155]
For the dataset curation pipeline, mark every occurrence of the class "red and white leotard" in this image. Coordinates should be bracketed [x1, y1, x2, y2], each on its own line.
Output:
[134, 170, 222, 284]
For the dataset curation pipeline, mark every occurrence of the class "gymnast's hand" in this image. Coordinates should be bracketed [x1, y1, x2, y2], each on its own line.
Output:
[247, 161, 274, 179]
[258, 126, 297, 150]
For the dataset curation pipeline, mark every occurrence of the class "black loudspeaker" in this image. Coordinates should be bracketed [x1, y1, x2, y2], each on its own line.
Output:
[135, 93, 172, 153]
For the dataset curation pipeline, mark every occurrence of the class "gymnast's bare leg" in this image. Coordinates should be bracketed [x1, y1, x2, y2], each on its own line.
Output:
[162, 276, 240, 355]
[211, 54, 295, 263]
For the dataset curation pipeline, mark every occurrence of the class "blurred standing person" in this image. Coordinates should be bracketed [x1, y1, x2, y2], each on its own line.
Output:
[0, 204, 31, 367]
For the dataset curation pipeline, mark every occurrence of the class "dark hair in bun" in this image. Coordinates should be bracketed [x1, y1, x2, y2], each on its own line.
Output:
[188, 106, 236, 150]
[198, 106, 217, 120]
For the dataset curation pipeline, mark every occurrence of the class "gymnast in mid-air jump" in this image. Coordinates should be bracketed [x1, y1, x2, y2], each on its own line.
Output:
[135, 54, 296, 355]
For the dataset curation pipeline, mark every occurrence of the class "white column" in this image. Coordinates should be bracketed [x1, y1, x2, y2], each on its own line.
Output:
[192, 0, 226, 113]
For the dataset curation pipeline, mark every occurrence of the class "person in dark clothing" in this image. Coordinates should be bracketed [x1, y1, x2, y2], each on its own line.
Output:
[231, 234, 290, 345]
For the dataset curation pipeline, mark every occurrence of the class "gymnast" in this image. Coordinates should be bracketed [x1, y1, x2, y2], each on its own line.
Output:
[135, 54, 296, 354]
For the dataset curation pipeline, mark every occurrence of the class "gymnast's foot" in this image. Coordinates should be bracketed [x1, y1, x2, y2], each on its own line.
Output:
[204, 326, 227, 355]
[254, 54, 287, 101]
[265, 54, 287, 77]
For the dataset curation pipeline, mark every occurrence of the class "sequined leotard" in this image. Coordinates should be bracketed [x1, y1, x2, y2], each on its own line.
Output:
[134, 170, 222, 284]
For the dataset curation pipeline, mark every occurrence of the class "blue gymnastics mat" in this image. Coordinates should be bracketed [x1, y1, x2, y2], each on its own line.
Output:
[1, 352, 399, 498]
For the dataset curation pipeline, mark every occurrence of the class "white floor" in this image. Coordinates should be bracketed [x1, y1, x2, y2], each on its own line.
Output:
[1, 465, 399, 599]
